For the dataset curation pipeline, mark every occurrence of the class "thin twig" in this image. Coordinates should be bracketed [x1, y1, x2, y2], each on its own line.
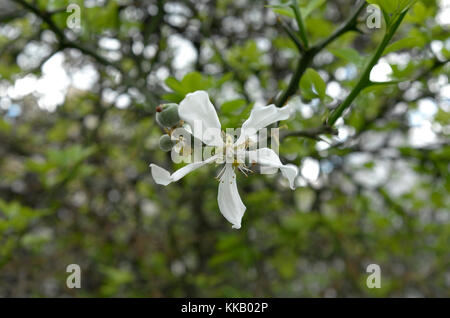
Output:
[12, 0, 118, 69]
[280, 126, 337, 141]
[275, 0, 366, 107]
[326, 10, 408, 126]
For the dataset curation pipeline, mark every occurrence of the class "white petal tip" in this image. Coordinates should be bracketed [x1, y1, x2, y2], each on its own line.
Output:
[218, 165, 246, 230]
[149, 163, 172, 186]
[281, 164, 298, 190]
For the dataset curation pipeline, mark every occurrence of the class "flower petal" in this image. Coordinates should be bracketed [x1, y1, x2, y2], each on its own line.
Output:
[247, 148, 298, 189]
[280, 164, 298, 190]
[237, 103, 294, 144]
[150, 164, 173, 186]
[150, 154, 218, 186]
[178, 90, 223, 147]
[218, 164, 246, 229]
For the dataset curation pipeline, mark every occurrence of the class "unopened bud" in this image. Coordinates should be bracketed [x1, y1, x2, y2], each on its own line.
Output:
[155, 103, 180, 127]
[159, 134, 175, 151]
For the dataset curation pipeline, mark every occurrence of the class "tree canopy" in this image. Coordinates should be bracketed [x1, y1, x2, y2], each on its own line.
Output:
[0, 0, 449, 297]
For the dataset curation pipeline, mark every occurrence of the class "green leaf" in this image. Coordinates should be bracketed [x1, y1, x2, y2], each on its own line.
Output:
[362, 80, 401, 94]
[226, 40, 265, 73]
[85, 1, 118, 32]
[165, 77, 185, 93]
[366, 0, 415, 27]
[364, 161, 375, 169]
[384, 36, 426, 55]
[302, 0, 325, 18]
[435, 108, 450, 125]
[267, 0, 324, 23]
[397, 0, 418, 13]
[442, 47, 450, 60]
[391, 61, 416, 79]
[366, 0, 397, 14]
[366, 0, 417, 15]
[220, 99, 247, 115]
[270, 7, 295, 19]
[163, 71, 217, 102]
[300, 68, 326, 101]
[329, 48, 366, 68]
[0, 118, 11, 133]
[180, 72, 214, 92]
[406, 1, 429, 23]
[0, 200, 49, 233]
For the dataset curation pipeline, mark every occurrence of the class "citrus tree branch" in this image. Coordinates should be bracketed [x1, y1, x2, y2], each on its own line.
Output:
[291, 0, 308, 48]
[275, 0, 366, 107]
[326, 10, 408, 126]
[278, 17, 305, 53]
[281, 11, 445, 143]
[12, 0, 159, 106]
[280, 126, 337, 141]
[12, 0, 119, 69]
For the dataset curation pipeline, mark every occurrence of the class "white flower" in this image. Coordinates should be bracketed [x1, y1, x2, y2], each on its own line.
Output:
[150, 90, 298, 229]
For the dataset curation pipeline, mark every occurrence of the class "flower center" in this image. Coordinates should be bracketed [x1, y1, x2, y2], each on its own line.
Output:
[213, 132, 254, 178]
[224, 134, 235, 160]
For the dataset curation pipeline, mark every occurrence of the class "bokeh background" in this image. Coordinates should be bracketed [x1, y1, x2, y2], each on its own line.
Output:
[0, 0, 449, 297]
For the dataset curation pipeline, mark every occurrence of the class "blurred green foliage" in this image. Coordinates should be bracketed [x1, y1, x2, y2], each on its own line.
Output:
[0, 0, 449, 297]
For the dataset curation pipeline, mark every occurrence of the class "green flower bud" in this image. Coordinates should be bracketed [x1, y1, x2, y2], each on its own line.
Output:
[159, 134, 175, 152]
[155, 103, 179, 127]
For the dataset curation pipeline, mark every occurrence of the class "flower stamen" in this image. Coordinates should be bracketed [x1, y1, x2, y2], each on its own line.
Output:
[215, 164, 227, 180]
